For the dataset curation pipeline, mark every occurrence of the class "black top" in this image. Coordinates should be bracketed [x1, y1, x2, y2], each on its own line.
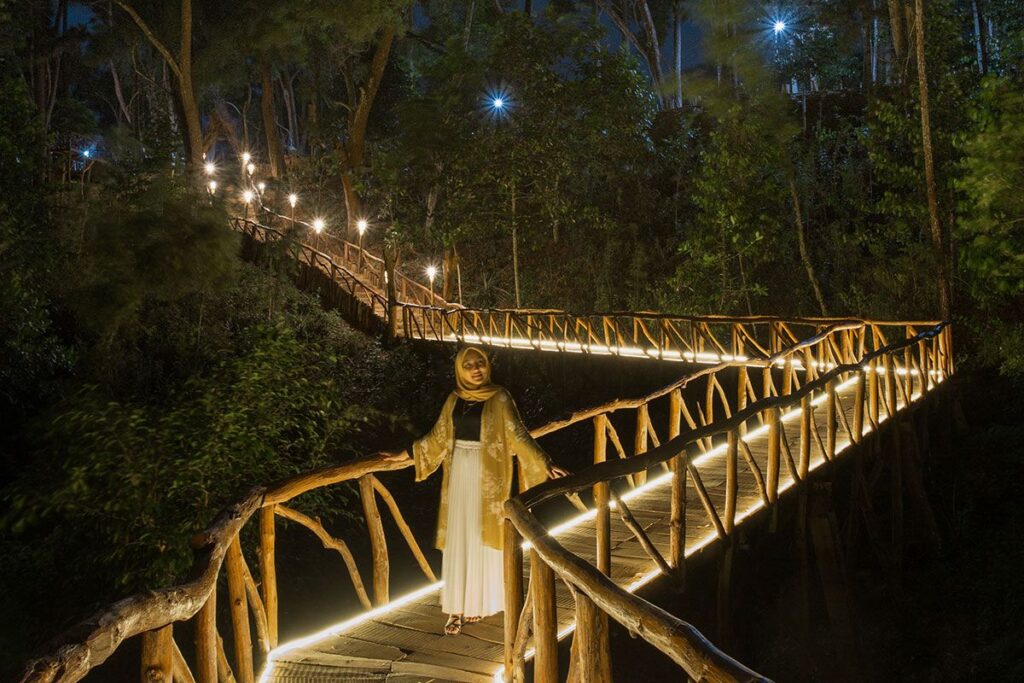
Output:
[452, 397, 484, 441]
[407, 396, 484, 456]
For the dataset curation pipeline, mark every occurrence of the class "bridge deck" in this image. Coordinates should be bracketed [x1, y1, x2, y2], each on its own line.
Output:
[262, 376, 915, 682]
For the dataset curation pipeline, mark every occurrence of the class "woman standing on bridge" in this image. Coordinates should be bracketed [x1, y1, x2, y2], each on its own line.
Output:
[388, 346, 568, 635]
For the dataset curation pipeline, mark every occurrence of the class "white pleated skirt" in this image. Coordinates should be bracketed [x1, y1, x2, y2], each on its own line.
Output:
[440, 439, 505, 618]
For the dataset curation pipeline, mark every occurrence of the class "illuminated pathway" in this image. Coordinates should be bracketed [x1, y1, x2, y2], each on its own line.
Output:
[260, 372, 929, 682]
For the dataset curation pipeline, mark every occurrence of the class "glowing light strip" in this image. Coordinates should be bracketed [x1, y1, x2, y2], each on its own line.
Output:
[442, 333, 749, 365]
[258, 581, 443, 682]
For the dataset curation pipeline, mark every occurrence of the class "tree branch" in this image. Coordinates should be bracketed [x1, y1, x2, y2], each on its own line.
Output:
[113, 0, 182, 82]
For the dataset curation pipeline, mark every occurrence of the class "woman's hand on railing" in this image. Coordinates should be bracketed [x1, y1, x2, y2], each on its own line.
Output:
[548, 464, 571, 479]
[381, 450, 413, 464]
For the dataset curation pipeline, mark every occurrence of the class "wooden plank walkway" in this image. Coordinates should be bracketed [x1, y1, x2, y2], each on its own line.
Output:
[262, 376, 921, 682]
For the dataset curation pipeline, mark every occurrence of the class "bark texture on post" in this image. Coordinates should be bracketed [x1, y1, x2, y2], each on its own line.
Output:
[503, 519, 524, 680]
[575, 591, 613, 682]
[531, 551, 558, 683]
[224, 537, 254, 683]
[258, 507, 278, 648]
[359, 474, 389, 605]
[194, 591, 217, 683]
[140, 625, 173, 683]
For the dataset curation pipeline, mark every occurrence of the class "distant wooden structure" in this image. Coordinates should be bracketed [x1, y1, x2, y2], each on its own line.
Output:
[19, 291, 952, 683]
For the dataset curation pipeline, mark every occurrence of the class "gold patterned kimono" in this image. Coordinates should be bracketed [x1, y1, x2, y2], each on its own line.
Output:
[413, 389, 553, 551]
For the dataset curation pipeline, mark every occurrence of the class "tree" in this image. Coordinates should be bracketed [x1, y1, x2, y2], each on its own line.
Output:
[113, 0, 204, 171]
[912, 0, 952, 320]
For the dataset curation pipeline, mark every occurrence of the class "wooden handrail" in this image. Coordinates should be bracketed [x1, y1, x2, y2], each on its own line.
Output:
[516, 322, 948, 509]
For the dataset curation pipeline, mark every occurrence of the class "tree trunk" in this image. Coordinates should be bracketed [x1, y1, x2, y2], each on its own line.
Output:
[912, 0, 952, 320]
[178, 0, 203, 170]
[511, 182, 521, 308]
[260, 59, 286, 178]
[674, 4, 683, 108]
[971, 0, 989, 75]
[789, 178, 830, 316]
[341, 25, 396, 235]
[886, 0, 906, 79]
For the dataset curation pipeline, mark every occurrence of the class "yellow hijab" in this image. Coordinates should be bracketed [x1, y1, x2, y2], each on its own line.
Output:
[454, 347, 501, 402]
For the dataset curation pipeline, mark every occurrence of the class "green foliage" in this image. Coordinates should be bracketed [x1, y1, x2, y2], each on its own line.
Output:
[957, 75, 1024, 374]
[71, 183, 239, 339]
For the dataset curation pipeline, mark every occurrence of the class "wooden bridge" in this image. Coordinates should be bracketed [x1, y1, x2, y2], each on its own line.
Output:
[20, 214, 954, 683]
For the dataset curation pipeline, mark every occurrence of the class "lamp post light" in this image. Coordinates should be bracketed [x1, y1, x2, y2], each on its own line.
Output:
[288, 193, 298, 226]
[313, 217, 325, 250]
[257, 181, 266, 194]
[426, 265, 438, 332]
[241, 151, 251, 181]
[242, 189, 254, 220]
[246, 162, 256, 178]
[208, 180, 217, 194]
[356, 219, 368, 272]
[204, 161, 215, 176]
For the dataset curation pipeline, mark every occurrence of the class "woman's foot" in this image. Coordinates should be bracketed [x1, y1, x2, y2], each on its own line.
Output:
[444, 614, 463, 635]
[463, 615, 483, 624]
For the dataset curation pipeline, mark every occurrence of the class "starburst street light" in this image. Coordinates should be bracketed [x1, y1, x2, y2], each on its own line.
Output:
[356, 219, 369, 271]
[242, 152, 251, 164]
[482, 86, 513, 122]
[312, 217, 325, 250]
[773, 20, 786, 34]
[242, 190, 254, 203]
[288, 193, 298, 208]
[204, 161, 215, 175]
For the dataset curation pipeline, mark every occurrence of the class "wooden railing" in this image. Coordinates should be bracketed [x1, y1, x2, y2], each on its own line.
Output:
[248, 209, 450, 309]
[18, 320, 952, 683]
[501, 321, 952, 682]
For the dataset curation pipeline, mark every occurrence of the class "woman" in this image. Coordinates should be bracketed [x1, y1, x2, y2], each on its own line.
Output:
[386, 346, 568, 635]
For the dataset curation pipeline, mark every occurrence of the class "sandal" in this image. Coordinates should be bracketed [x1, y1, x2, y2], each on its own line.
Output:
[463, 615, 483, 624]
[444, 614, 463, 635]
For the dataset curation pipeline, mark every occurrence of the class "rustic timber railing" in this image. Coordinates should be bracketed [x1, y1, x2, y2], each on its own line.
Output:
[19, 318, 951, 683]
[500, 321, 952, 682]
[234, 216, 950, 372]
[243, 210, 450, 309]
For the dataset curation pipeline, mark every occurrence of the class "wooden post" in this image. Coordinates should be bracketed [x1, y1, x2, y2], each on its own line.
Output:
[800, 396, 811, 479]
[884, 353, 897, 419]
[669, 391, 687, 584]
[259, 506, 278, 648]
[140, 625, 173, 683]
[359, 475, 389, 605]
[224, 537, 254, 683]
[725, 430, 738, 534]
[575, 590, 613, 682]
[868, 358, 880, 425]
[634, 406, 649, 487]
[593, 415, 611, 575]
[767, 407, 781, 504]
[853, 372, 866, 444]
[503, 519, 524, 680]
[194, 590, 217, 683]
[826, 379, 837, 458]
[736, 360, 748, 436]
[532, 551, 558, 683]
